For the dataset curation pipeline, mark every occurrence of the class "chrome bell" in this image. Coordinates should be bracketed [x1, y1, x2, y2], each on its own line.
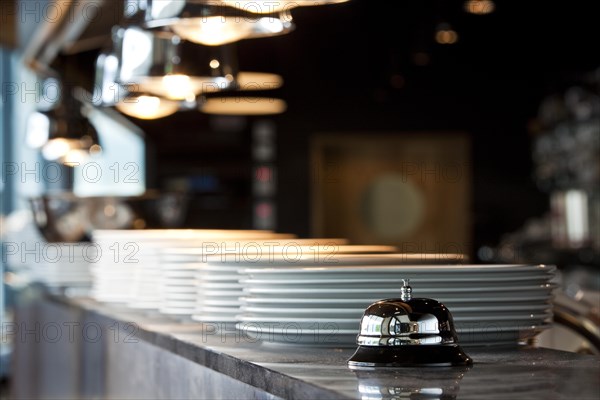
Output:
[348, 279, 473, 368]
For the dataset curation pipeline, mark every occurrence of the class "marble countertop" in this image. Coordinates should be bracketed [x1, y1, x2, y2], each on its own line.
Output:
[53, 295, 600, 400]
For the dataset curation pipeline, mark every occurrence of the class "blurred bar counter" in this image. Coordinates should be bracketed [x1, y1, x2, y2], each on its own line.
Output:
[8, 290, 600, 400]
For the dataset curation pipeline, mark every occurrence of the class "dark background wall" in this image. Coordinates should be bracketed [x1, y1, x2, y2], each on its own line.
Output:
[60, 0, 599, 254]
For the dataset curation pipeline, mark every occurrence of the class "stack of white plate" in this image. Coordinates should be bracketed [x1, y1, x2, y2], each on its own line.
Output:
[237, 262, 556, 347]
[160, 239, 356, 318]
[28, 242, 94, 289]
[156, 234, 306, 316]
[192, 249, 413, 325]
[89, 229, 293, 305]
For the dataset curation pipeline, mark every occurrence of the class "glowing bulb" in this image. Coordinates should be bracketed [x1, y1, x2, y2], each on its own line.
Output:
[435, 25, 459, 44]
[42, 138, 75, 161]
[256, 17, 284, 34]
[210, 59, 220, 69]
[89, 144, 103, 155]
[236, 72, 284, 91]
[161, 74, 193, 100]
[221, 0, 350, 14]
[464, 0, 495, 15]
[62, 149, 89, 166]
[201, 97, 287, 116]
[116, 95, 179, 119]
[26, 111, 50, 148]
[171, 17, 254, 46]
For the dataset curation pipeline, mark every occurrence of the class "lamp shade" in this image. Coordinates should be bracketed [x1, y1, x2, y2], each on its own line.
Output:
[113, 26, 238, 100]
[39, 96, 101, 163]
[143, 0, 294, 46]
[219, 0, 351, 14]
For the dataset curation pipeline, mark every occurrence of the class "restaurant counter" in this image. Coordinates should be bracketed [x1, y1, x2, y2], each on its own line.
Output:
[9, 290, 600, 399]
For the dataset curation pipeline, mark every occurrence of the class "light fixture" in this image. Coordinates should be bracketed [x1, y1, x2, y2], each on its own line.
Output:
[112, 27, 284, 99]
[200, 97, 287, 115]
[26, 111, 52, 148]
[235, 72, 284, 91]
[93, 52, 127, 107]
[435, 23, 459, 45]
[143, 0, 294, 46]
[464, 0, 495, 15]
[115, 94, 180, 119]
[94, 45, 186, 120]
[219, 0, 351, 14]
[113, 27, 237, 100]
[39, 97, 102, 163]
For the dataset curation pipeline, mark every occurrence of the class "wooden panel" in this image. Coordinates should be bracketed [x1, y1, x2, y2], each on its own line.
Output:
[0, 1, 17, 48]
[311, 133, 472, 255]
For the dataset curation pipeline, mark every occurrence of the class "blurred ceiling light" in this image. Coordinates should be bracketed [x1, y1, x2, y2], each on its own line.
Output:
[220, 0, 351, 14]
[62, 148, 91, 165]
[435, 24, 459, 44]
[26, 111, 51, 148]
[113, 27, 237, 100]
[143, 0, 294, 46]
[201, 97, 287, 115]
[93, 52, 127, 106]
[35, 87, 102, 164]
[115, 95, 180, 119]
[464, 0, 495, 15]
[235, 72, 284, 91]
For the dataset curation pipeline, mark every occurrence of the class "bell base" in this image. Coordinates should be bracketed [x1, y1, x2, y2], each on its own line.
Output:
[347, 344, 473, 369]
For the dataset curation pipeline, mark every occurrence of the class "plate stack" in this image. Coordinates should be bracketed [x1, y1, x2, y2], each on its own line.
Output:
[236, 261, 556, 347]
[159, 239, 362, 319]
[191, 247, 400, 325]
[89, 229, 292, 305]
[28, 242, 94, 289]
[156, 234, 303, 317]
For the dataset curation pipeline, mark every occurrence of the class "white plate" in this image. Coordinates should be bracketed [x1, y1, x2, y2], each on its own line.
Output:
[159, 307, 196, 315]
[240, 303, 552, 315]
[235, 323, 550, 346]
[197, 274, 240, 281]
[207, 253, 468, 267]
[161, 263, 205, 270]
[237, 313, 550, 325]
[241, 273, 553, 285]
[200, 306, 242, 314]
[160, 286, 197, 294]
[203, 299, 244, 307]
[243, 284, 555, 295]
[163, 293, 198, 301]
[162, 300, 197, 308]
[191, 314, 238, 323]
[162, 279, 199, 286]
[241, 277, 552, 289]
[241, 294, 552, 305]
[200, 283, 244, 290]
[242, 265, 555, 279]
[162, 271, 198, 278]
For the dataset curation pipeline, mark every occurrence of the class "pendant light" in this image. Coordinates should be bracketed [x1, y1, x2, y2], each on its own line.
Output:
[113, 27, 285, 98]
[94, 47, 181, 120]
[219, 0, 351, 14]
[40, 89, 102, 163]
[113, 26, 238, 100]
[200, 97, 287, 115]
[142, 0, 294, 46]
[115, 94, 181, 119]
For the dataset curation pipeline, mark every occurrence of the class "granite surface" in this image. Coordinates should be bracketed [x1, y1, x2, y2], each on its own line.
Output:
[48, 294, 600, 400]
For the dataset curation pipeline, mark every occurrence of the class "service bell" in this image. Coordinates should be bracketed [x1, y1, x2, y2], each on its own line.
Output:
[348, 279, 473, 368]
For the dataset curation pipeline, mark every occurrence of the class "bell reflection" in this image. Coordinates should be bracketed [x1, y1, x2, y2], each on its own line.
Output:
[354, 367, 471, 400]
